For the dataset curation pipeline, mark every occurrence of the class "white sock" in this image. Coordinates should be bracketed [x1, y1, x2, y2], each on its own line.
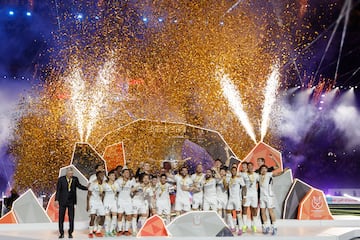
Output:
[227, 213, 234, 229]
[236, 214, 244, 228]
[110, 216, 117, 232]
[89, 226, 93, 234]
[242, 214, 248, 227]
[265, 220, 270, 228]
[105, 216, 111, 232]
[117, 220, 123, 232]
[252, 214, 258, 227]
[132, 218, 137, 232]
[125, 220, 131, 231]
[94, 218, 98, 232]
[96, 225, 103, 233]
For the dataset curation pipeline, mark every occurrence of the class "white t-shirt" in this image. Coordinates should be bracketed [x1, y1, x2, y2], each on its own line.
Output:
[115, 177, 135, 201]
[203, 178, 217, 200]
[259, 172, 274, 197]
[227, 176, 245, 199]
[132, 183, 154, 202]
[155, 182, 171, 202]
[103, 182, 118, 201]
[191, 173, 205, 194]
[132, 182, 144, 202]
[144, 185, 154, 203]
[216, 177, 228, 199]
[242, 172, 259, 196]
[89, 181, 104, 202]
[174, 175, 193, 200]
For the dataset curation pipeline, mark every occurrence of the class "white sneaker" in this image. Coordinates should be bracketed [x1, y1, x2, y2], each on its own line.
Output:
[272, 227, 277, 235]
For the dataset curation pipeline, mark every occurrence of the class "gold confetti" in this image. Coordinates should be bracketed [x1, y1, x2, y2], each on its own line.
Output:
[11, 1, 318, 195]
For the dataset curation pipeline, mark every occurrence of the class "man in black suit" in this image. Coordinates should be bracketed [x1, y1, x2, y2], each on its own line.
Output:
[55, 167, 88, 239]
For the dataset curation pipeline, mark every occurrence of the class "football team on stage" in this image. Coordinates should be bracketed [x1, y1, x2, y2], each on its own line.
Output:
[86, 155, 286, 237]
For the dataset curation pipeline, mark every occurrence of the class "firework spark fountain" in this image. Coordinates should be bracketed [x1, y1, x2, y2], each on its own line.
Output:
[7, 0, 359, 196]
[65, 59, 115, 142]
[66, 66, 87, 142]
[260, 62, 280, 141]
[217, 69, 257, 144]
[84, 60, 114, 141]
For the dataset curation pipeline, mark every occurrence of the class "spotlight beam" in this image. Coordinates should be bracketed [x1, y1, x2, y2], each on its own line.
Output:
[314, 0, 351, 81]
[334, 0, 351, 80]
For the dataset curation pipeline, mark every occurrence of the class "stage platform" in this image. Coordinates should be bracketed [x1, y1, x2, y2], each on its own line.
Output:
[0, 216, 359, 240]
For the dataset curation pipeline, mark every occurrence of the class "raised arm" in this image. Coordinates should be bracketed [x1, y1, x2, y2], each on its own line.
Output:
[273, 167, 290, 177]
[212, 167, 221, 180]
[224, 145, 231, 167]
[269, 154, 280, 170]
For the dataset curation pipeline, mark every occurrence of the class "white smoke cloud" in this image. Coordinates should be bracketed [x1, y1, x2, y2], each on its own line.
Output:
[273, 90, 318, 143]
[331, 103, 360, 150]
[0, 80, 30, 146]
[0, 94, 16, 146]
[273, 89, 360, 152]
[0, 80, 31, 192]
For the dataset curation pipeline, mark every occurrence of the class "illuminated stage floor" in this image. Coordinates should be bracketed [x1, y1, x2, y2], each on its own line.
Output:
[0, 216, 359, 240]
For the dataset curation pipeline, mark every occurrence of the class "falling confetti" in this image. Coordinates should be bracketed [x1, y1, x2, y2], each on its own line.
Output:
[9, 1, 326, 194]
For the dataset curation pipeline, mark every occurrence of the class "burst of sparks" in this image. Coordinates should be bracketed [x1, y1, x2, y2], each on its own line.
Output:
[260, 62, 280, 141]
[217, 69, 257, 144]
[67, 66, 86, 142]
[11, 0, 310, 194]
[85, 60, 114, 141]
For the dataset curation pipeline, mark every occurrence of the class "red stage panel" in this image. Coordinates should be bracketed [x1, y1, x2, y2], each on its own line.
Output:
[103, 142, 125, 171]
[298, 188, 334, 220]
[137, 215, 170, 237]
[241, 141, 283, 174]
[0, 211, 17, 224]
[46, 193, 68, 222]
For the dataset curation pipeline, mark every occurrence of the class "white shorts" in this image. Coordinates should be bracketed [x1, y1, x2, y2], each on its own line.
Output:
[217, 195, 228, 210]
[226, 198, 241, 211]
[203, 198, 218, 211]
[156, 200, 171, 215]
[243, 194, 258, 208]
[89, 201, 106, 216]
[175, 197, 191, 212]
[133, 200, 148, 215]
[260, 195, 275, 209]
[104, 198, 117, 214]
[117, 200, 133, 215]
[192, 193, 203, 209]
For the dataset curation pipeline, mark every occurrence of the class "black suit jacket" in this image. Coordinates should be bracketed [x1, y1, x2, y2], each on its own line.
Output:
[55, 176, 87, 206]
